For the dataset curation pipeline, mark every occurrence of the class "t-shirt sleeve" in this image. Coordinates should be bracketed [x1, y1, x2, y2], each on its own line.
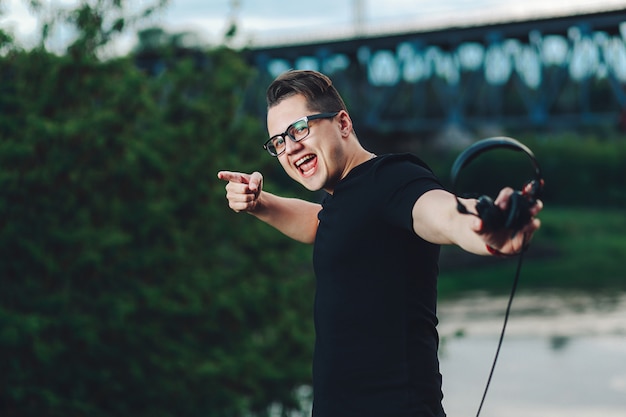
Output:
[374, 155, 444, 232]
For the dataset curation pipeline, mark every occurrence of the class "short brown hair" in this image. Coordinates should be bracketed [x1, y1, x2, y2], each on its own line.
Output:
[266, 70, 348, 113]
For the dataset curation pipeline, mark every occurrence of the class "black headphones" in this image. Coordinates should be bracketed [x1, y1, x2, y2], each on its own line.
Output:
[450, 137, 544, 233]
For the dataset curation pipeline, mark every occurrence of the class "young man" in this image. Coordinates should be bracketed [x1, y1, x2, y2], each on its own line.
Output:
[218, 70, 542, 417]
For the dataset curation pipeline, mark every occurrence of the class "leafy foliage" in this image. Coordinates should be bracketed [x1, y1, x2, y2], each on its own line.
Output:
[23, 0, 169, 57]
[0, 8, 314, 417]
[420, 134, 626, 208]
[438, 206, 626, 296]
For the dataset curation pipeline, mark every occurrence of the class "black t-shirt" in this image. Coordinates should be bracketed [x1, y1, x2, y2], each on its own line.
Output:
[312, 154, 446, 417]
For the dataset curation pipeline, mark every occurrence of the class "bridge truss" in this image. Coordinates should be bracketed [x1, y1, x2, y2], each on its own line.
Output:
[243, 10, 626, 138]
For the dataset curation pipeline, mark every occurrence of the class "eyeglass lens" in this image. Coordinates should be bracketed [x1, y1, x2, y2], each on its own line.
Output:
[269, 118, 309, 155]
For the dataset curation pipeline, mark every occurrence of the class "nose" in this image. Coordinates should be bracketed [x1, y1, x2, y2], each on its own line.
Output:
[284, 135, 303, 155]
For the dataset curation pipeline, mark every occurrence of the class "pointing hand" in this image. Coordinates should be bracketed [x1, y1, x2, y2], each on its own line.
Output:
[217, 171, 264, 213]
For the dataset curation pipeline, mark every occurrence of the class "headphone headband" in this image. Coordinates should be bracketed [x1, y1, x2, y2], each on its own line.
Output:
[450, 137, 542, 189]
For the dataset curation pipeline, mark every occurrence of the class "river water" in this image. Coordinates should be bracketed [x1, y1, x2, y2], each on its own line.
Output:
[271, 291, 626, 417]
[438, 291, 626, 417]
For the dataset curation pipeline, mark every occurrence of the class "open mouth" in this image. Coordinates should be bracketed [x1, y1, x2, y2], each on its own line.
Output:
[295, 154, 317, 177]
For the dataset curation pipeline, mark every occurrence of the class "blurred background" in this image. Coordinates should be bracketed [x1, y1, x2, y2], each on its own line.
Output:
[0, 1, 624, 416]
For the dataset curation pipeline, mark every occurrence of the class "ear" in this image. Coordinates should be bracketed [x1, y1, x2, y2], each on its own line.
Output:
[337, 110, 353, 137]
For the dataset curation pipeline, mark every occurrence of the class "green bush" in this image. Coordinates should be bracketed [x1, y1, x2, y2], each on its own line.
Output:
[0, 38, 313, 417]
[438, 205, 626, 296]
[422, 133, 626, 208]
[530, 135, 626, 207]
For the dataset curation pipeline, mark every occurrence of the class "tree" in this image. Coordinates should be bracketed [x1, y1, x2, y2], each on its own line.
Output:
[0, 2, 315, 416]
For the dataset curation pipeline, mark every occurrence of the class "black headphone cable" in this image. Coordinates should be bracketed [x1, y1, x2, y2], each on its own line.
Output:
[475, 233, 529, 417]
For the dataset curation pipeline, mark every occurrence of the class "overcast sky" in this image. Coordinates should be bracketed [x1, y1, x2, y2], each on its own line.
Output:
[1, 0, 625, 54]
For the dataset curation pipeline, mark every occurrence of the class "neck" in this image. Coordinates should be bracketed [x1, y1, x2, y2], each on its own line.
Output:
[324, 146, 375, 194]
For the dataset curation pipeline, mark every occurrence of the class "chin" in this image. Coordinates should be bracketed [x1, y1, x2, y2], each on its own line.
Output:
[299, 181, 322, 192]
[289, 170, 323, 192]
[298, 177, 324, 192]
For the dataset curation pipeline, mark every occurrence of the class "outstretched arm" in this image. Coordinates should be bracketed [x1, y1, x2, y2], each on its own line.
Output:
[217, 171, 321, 244]
[412, 188, 542, 256]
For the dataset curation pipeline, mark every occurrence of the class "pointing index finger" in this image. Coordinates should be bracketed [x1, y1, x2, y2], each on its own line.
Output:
[217, 171, 249, 184]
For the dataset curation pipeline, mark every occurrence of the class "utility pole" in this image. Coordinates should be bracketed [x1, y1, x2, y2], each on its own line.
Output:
[224, 0, 241, 43]
[353, 0, 365, 38]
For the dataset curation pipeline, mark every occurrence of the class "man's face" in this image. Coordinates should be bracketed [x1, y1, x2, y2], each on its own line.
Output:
[267, 94, 345, 192]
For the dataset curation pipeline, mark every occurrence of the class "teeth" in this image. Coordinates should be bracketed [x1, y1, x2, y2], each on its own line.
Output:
[295, 154, 315, 167]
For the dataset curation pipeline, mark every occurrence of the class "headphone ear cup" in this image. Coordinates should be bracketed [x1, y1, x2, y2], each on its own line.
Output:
[504, 191, 532, 230]
[476, 195, 505, 231]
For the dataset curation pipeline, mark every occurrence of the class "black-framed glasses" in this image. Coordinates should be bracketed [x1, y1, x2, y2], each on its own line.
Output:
[263, 112, 339, 157]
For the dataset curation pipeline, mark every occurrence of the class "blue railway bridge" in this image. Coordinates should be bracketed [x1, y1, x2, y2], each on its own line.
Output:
[241, 9, 626, 142]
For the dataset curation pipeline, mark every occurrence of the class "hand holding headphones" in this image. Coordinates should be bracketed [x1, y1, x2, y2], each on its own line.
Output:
[451, 137, 544, 237]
